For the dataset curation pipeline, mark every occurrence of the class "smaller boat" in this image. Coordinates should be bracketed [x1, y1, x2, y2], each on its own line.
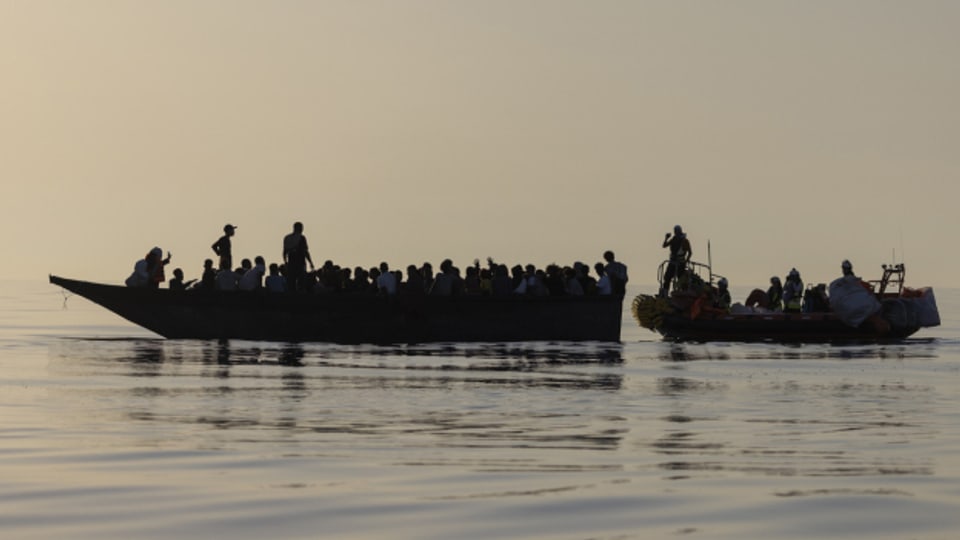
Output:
[633, 259, 940, 343]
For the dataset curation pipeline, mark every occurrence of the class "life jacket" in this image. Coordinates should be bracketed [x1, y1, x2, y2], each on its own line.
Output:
[668, 235, 690, 263]
[783, 280, 803, 310]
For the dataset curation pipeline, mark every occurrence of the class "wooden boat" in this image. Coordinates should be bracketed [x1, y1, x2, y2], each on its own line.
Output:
[50, 275, 624, 343]
[633, 260, 940, 343]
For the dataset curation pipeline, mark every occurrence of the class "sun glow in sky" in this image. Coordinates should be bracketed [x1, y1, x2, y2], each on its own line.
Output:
[2, 2, 958, 288]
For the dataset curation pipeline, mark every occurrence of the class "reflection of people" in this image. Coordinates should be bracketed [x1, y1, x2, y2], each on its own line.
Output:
[660, 225, 691, 297]
[212, 224, 236, 272]
[283, 222, 314, 292]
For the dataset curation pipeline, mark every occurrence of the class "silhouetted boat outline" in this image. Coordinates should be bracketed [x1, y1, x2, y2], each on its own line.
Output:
[633, 259, 939, 343]
[50, 275, 624, 343]
[642, 309, 925, 343]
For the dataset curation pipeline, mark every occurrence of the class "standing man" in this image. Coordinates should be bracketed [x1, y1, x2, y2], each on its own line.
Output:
[212, 224, 236, 272]
[661, 225, 692, 297]
[602, 250, 628, 295]
[283, 221, 314, 292]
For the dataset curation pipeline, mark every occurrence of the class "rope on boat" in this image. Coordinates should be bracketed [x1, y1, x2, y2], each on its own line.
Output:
[60, 287, 73, 310]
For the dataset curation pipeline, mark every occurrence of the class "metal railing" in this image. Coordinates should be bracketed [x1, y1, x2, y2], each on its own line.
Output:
[657, 259, 725, 293]
[868, 263, 906, 296]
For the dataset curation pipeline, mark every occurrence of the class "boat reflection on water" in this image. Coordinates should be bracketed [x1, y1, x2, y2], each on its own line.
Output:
[655, 339, 940, 363]
[649, 377, 936, 483]
[129, 339, 165, 364]
[656, 376, 728, 397]
[48, 337, 625, 392]
[657, 343, 731, 363]
[45, 337, 628, 457]
[186, 340, 626, 368]
[42, 333, 947, 500]
[642, 339, 944, 483]
[278, 344, 306, 366]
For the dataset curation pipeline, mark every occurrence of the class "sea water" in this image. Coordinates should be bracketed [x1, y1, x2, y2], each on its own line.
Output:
[2, 280, 959, 539]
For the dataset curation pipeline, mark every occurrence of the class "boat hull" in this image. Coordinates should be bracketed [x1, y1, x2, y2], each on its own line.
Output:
[50, 275, 624, 343]
[656, 312, 919, 343]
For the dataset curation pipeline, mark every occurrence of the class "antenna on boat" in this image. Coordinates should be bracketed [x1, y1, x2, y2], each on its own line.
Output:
[899, 227, 905, 265]
[708, 240, 713, 284]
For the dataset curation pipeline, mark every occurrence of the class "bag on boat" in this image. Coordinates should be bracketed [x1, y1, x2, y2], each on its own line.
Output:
[880, 288, 941, 329]
[881, 298, 920, 329]
[909, 287, 941, 327]
[828, 276, 881, 327]
[125, 260, 149, 288]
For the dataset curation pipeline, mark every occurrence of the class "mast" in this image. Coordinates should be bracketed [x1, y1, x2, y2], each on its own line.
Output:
[708, 240, 713, 284]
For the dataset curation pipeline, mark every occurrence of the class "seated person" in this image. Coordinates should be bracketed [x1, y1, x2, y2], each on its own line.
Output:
[215, 262, 238, 291]
[803, 283, 830, 312]
[713, 278, 731, 310]
[265, 263, 286, 292]
[744, 276, 782, 311]
[168, 268, 194, 291]
[239, 256, 266, 291]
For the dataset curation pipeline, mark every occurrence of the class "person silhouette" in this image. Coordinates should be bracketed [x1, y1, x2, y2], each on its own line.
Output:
[660, 225, 691, 297]
[603, 250, 629, 295]
[212, 224, 236, 271]
[283, 222, 314, 292]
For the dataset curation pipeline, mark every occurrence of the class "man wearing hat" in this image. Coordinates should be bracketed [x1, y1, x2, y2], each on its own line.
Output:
[212, 224, 237, 272]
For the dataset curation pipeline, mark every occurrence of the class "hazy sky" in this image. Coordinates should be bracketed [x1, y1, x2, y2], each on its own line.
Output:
[3, 1, 958, 288]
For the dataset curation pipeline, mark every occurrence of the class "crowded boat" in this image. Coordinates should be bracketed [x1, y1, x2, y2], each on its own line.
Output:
[124, 222, 629, 299]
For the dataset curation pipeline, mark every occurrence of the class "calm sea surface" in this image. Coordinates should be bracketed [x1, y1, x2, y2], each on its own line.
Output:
[2, 279, 959, 539]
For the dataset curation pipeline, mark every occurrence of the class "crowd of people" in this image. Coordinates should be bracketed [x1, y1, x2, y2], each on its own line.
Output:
[760, 261, 862, 313]
[657, 224, 865, 315]
[740, 266, 838, 314]
[127, 222, 629, 298]
[127, 220, 870, 315]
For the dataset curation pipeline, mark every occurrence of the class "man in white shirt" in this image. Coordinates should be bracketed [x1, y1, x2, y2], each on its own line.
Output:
[603, 250, 628, 295]
[376, 262, 398, 296]
[239, 256, 266, 291]
[595, 262, 612, 295]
